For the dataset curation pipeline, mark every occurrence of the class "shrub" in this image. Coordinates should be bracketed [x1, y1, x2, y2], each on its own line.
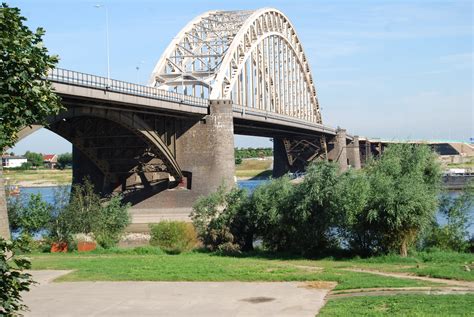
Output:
[7, 193, 52, 241]
[93, 196, 131, 248]
[424, 184, 473, 252]
[248, 176, 294, 251]
[0, 237, 35, 315]
[150, 221, 197, 254]
[48, 180, 131, 249]
[191, 186, 251, 252]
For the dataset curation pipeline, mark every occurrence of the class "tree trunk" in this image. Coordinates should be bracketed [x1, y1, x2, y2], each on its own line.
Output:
[0, 166, 11, 239]
[400, 240, 408, 257]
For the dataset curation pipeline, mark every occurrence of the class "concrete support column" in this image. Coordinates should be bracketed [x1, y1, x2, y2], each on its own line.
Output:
[329, 128, 348, 172]
[176, 100, 235, 194]
[0, 167, 11, 239]
[347, 135, 361, 170]
[273, 138, 290, 178]
[365, 140, 372, 165]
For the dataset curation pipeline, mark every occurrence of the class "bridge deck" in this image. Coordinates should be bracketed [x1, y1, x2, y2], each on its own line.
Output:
[47, 68, 346, 138]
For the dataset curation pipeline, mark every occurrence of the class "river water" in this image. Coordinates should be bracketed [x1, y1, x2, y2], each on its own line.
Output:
[16, 180, 474, 235]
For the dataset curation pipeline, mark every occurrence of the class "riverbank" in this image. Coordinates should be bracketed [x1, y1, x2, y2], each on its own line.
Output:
[3, 169, 72, 187]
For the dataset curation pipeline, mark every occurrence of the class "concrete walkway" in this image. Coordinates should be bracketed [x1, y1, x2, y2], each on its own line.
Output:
[23, 271, 331, 317]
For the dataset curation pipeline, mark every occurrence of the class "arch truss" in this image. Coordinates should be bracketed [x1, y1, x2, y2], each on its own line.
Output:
[150, 8, 322, 124]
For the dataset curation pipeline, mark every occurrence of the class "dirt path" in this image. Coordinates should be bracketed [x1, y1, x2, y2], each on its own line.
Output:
[343, 268, 474, 288]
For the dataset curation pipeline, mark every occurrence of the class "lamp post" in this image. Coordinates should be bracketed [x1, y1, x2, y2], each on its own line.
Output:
[95, 4, 110, 87]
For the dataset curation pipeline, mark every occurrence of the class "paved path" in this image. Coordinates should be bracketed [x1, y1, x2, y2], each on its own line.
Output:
[23, 271, 331, 317]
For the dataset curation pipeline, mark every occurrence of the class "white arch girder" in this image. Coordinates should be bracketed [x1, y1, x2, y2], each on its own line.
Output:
[150, 8, 322, 124]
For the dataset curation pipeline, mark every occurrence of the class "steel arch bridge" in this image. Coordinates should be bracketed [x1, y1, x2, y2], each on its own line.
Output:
[150, 8, 322, 125]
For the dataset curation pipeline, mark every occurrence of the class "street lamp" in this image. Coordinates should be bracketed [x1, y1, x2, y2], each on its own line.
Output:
[95, 4, 110, 87]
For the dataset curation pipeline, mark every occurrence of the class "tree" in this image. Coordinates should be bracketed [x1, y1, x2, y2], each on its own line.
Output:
[11, 193, 52, 236]
[0, 3, 62, 149]
[0, 3, 63, 240]
[57, 152, 72, 169]
[0, 237, 35, 315]
[354, 144, 442, 256]
[24, 151, 43, 167]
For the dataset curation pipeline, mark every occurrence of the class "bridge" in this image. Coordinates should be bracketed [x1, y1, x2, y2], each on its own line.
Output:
[16, 8, 361, 216]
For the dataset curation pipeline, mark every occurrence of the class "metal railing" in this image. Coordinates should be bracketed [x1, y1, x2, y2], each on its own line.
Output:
[232, 104, 338, 135]
[46, 68, 209, 108]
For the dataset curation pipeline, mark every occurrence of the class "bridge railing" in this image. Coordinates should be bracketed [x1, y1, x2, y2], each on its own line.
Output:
[46, 68, 209, 108]
[232, 104, 338, 135]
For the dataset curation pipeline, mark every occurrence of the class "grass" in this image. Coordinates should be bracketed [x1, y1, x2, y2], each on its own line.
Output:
[235, 158, 272, 178]
[319, 294, 474, 316]
[3, 168, 72, 185]
[336, 250, 474, 282]
[29, 248, 443, 290]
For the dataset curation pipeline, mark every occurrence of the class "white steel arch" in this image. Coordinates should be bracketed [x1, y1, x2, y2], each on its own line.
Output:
[150, 8, 322, 123]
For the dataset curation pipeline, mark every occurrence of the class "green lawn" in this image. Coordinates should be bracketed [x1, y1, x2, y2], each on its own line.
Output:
[319, 294, 474, 316]
[30, 248, 443, 290]
[339, 251, 474, 282]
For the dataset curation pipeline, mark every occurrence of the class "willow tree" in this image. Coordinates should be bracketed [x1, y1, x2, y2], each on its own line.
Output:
[0, 3, 62, 238]
[364, 144, 442, 256]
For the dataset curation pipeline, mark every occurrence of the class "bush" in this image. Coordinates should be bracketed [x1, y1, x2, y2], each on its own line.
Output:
[7, 193, 52, 241]
[93, 196, 131, 248]
[48, 180, 131, 249]
[424, 184, 473, 252]
[191, 186, 251, 252]
[0, 237, 35, 315]
[150, 221, 197, 254]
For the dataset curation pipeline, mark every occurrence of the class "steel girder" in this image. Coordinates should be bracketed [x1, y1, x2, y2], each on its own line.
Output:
[150, 8, 322, 124]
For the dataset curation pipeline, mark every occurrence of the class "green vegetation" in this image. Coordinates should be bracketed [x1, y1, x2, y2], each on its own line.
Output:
[8, 193, 51, 236]
[340, 250, 474, 282]
[24, 151, 43, 167]
[319, 294, 474, 316]
[194, 144, 446, 257]
[150, 221, 198, 254]
[29, 249, 446, 290]
[424, 183, 473, 252]
[0, 238, 35, 315]
[235, 147, 272, 161]
[57, 152, 72, 169]
[7, 180, 130, 250]
[0, 3, 63, 150]
[48, 180, 131, 248]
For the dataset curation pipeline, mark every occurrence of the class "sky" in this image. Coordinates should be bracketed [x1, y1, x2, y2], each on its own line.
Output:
[8, 0, 473, 154]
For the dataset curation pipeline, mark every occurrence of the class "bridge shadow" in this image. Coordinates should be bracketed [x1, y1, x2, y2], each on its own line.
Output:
[248, 170, 273, 180]
[121, 180, 174, 206]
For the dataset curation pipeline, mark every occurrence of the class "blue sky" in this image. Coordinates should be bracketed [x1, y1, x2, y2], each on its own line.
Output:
[9, 0, 473, 154]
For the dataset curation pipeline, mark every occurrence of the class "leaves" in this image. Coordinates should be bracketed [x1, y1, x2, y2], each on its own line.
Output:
[0, 3, 63, 149]
[0, 237, 35, 315]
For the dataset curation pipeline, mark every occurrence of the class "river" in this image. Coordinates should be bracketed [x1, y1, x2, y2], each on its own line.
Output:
[16, 180, 474, 235]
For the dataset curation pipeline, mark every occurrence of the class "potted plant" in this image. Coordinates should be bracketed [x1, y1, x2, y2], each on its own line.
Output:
[75, 233, 96, 252]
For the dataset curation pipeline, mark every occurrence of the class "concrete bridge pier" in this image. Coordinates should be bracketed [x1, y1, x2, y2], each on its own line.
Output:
[347, 135, 361, 170]
[176, 100, 236, 194]
[272, 138, 291, 178]
[328, 128, 348, 172]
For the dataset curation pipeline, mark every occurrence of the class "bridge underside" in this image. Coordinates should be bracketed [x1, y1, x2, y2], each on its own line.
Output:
[16, 95, 359, 223]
